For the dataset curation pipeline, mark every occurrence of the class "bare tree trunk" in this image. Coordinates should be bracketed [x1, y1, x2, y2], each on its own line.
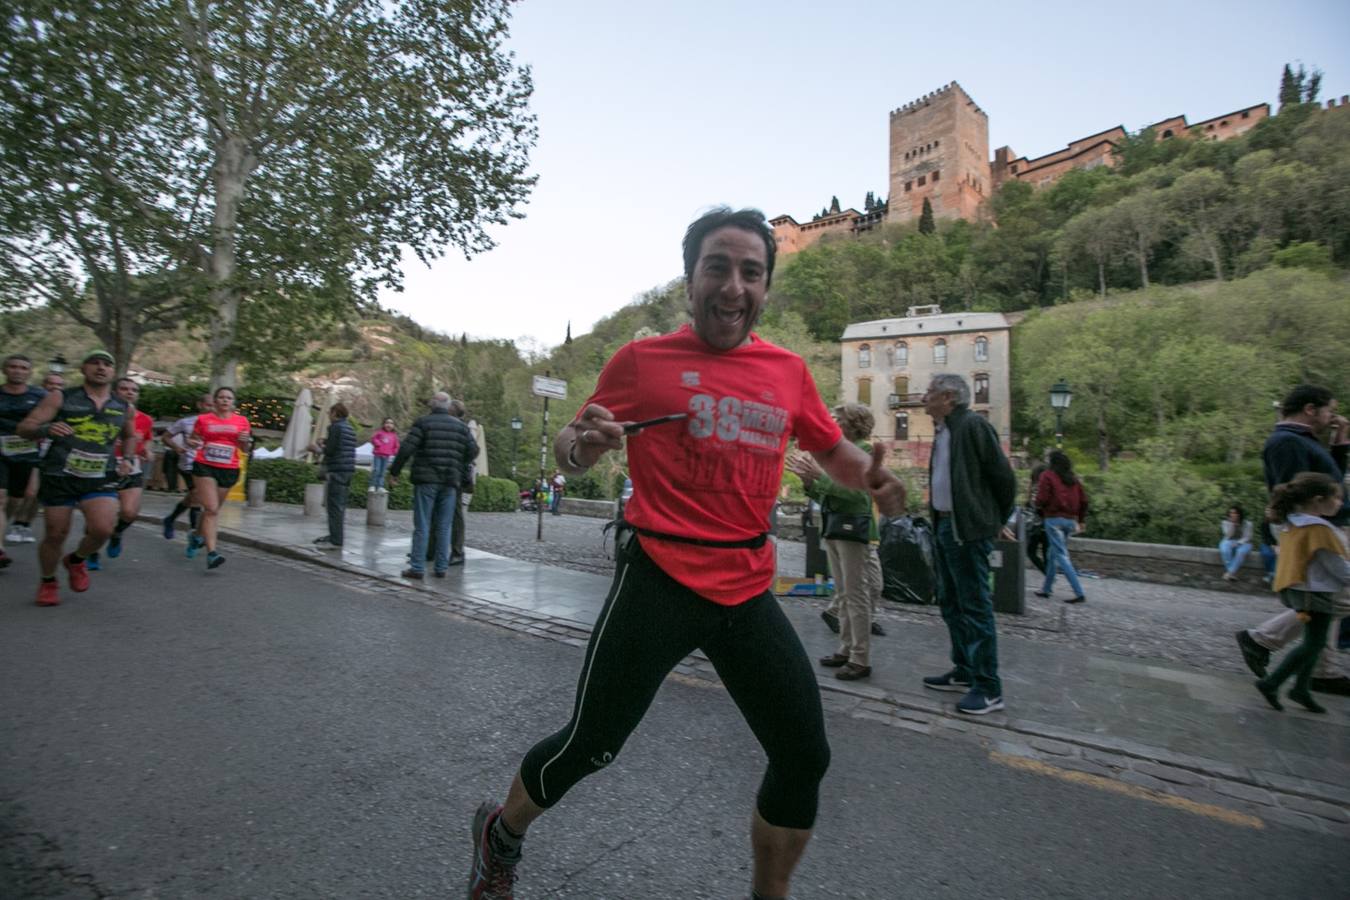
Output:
[1210, 242, 1224, 281]
[207, 135, 256, 388]
[1097, 261, 1106, 298]
[1137, 238, 1150, 289]
[1096, 405, 1110, 471]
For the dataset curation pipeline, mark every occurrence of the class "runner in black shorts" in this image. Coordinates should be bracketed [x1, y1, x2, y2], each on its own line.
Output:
[465, 209, 908, 900]
[18, 350, 138, 606]
[99, 378, 156, 563]
[162, 394, 213, 541]
[1, 353, 46, 568]
[185, 387, 251, 570]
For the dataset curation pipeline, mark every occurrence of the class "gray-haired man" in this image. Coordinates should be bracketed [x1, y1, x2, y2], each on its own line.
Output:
[919, 374, 1017, 715]
[388, 392, 477, 579]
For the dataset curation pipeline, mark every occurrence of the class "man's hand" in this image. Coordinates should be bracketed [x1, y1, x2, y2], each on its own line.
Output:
[865, 443, 907, 517]
[48, 422, 74, 438]
[116, 457, 133, 477]
[1330, 414, 1349, 443]
[568, 404, 624, 469]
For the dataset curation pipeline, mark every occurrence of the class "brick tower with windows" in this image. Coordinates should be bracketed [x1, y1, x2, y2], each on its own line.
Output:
[888, 82, 990, 224]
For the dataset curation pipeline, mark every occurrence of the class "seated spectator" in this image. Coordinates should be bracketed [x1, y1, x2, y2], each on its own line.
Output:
[1219, 504, 1253, 582]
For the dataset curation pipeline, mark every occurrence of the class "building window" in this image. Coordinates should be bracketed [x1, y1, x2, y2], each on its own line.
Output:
[974, 336, 988, 361]
[894, 375, 908, 397]
[895, 341, 908, 366]
[1221, 120, 1229, 127]
[857, 378, 872, 405]
[933, 339, 947, 365]
[932, 170, 940, 182]
[1241, 110, 1250, 119]
[905, 181, 913, 192]
[1010, 165, 1018, 173]
[894, 412, 909, 440]
[918, 175, 926, 186]
[858, 343, 871, 368]
[1162, 129, 1173, 138]
[935, 139, 940, 147]
[974, 373, 990, 404]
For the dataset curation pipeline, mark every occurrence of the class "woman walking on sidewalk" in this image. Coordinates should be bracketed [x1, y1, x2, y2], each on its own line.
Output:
[1254, 473, 1350, 714]
[1034, 450, 1088, 604]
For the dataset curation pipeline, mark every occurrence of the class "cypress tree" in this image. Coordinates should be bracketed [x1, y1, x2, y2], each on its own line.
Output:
[918, 197, 936, 235]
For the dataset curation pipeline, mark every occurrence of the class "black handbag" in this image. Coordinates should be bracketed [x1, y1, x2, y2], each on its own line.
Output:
[823, 510, 873, 542]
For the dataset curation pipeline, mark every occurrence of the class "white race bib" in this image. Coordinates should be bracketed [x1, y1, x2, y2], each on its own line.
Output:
[203, 442, 235, 465]
[1, 434, 37, 457]
[63, 448, 111, 479]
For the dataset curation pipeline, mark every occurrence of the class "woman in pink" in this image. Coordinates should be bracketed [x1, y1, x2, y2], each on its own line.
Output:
[369, 417, 399, 492]
[186, 386, 252, 570]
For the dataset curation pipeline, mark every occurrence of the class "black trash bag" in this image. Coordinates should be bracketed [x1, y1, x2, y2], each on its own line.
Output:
[878, 515, 936, 605]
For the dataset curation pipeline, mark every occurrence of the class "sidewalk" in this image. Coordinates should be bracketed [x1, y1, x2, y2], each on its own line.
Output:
[136, 495, 1350, 828]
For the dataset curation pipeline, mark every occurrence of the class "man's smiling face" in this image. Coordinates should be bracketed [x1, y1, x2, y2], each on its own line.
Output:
[686, 226, 768, 351]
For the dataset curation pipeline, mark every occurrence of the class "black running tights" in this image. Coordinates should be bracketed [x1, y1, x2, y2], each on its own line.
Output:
[518, 535, 831, 830]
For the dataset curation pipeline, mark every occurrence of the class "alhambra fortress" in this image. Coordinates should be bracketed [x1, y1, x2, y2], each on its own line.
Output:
[771, 81, 1280, 255]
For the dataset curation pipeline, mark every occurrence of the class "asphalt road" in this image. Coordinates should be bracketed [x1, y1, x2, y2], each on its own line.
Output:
[0, 537, 1339, 899]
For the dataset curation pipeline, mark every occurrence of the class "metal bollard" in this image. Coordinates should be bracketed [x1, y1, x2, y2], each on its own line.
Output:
[366, 490, 388, 527]
[246, 479, 266, 509]
[304, 482, 325, 517]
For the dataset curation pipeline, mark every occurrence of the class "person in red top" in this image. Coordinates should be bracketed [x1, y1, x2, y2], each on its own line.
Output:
[465, 208, 908, 900]
[87, 377, 156, 567]
[1034, 450, 1089, 603]
[187, 386, 252, 570]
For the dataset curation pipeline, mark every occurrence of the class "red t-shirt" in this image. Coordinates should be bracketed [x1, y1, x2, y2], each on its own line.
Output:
[192, 413, 251, 469]
[587, 325, 841, 605]
[113, 409, 154, 460]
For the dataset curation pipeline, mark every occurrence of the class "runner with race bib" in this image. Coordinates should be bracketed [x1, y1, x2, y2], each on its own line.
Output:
[187, 387, 252, 570]
[0, 353, 46, 569]
[17, 350, 137, 607]
[95, 377, 157, 566]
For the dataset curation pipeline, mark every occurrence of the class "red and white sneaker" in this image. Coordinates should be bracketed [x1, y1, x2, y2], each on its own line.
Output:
[36, 581, 60, 607]
[467, 802, 519, 900]
[64, 554, 90, 592]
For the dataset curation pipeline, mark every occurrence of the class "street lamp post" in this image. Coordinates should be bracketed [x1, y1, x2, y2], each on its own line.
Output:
[49, 353, 68, 374]
[1049, 379, 1073, 449]
[509, 416, 523, 477]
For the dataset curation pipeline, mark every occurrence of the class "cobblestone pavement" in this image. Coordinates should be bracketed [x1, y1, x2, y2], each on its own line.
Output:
[463, 511, 1333, 679]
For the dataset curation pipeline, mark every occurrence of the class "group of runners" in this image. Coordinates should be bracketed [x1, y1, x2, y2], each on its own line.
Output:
[0, 350, 254, 606]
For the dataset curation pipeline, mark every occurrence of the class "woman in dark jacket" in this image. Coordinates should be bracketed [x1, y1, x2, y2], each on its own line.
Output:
[1034, 450, 1088, 603]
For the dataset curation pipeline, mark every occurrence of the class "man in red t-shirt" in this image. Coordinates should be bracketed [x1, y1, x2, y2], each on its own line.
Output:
[466, 208, 907, 900]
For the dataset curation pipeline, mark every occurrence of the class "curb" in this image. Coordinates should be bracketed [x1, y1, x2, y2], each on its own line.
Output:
[143, 511, 1350, 833]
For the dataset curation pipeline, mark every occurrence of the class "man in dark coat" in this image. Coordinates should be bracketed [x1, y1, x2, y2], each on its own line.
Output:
[1235, 384, 1350, 695]
[389, 392, 477, 579]
[314, 402, 357, 548]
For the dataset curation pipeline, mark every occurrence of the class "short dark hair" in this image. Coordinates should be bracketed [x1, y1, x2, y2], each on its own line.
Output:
[213, 385, 235, 399]
[3, 353, 31, 366]
[330, 402, 349, 419]
[115, 376, 138, 389]
[682, 207, 777, 289]
[1281, 384, 1333, 417]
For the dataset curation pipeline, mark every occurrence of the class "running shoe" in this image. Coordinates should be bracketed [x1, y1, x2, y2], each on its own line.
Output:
[186, 532, 203, 559]
[468, 802, 519, 900]
[64, 554, 91, 592]
[36, 581, 60, 607]
[4, 525, 20, 544]
[0, 548, 10, 569]
[162, 515, 175, 540]
[107, 533, 123, 558]
[20, 524, 37, 542]
[86, 552, 101, 571]
[206, 551, 226, 570]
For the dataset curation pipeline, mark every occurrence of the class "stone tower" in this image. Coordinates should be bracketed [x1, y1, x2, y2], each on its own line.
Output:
[888, 82, 990, 224]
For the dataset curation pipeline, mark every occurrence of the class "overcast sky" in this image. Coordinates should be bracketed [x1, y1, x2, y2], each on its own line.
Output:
[377, 0, 1350, 348]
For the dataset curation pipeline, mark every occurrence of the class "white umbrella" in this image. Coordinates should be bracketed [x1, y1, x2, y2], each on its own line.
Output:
[281, 388, 313, 460]
[308, 389, 335, 463]
[470, 419, 488, 478]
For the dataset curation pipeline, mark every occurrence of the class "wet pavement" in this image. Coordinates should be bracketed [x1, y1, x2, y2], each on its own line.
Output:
[132, 493, 1350, 813]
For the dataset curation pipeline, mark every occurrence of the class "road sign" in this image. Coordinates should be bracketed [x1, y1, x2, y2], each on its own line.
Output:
[531, 375, 568, 400]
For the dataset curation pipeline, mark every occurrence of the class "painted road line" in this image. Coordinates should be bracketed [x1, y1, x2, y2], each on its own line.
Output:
[990, 751, 1263, 830]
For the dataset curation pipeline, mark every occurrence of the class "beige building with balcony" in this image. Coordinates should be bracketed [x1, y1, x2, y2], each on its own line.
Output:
[840, 306, 1011, 468]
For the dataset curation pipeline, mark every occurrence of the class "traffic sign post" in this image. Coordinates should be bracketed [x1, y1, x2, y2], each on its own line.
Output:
[531, 374, 567, 540]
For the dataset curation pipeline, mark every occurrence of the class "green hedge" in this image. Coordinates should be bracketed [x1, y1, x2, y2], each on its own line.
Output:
[139, 384, 293, 430]
[246, 460, 517, 512]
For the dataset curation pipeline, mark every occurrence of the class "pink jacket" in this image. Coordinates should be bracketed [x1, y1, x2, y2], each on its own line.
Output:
[371, 429, 400, 458]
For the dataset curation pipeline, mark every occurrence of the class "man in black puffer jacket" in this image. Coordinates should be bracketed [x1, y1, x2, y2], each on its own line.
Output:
[314, 402, 357, 549]
[389, 392, 478, 579]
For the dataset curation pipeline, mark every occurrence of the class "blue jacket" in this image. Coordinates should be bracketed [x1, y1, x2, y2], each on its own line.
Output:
[1261, 422, 1349, 524]
[323, 419, 357, 475]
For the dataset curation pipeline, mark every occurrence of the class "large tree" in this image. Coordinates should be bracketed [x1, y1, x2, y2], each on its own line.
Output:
[1, 0, 535, 382]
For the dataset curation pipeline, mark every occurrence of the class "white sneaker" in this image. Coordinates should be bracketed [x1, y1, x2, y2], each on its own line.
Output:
[21, 525, 37, 543]
[4, 526, 20, 543]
